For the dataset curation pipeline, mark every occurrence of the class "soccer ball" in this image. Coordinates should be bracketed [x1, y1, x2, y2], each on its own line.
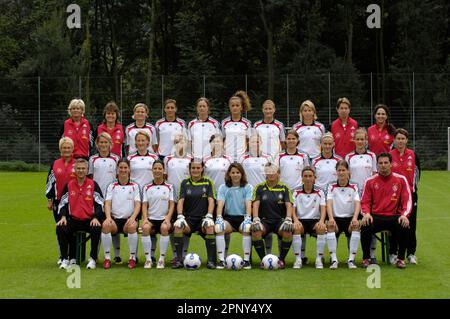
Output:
[225, 254, 244, 270]
[183, 253, 202, 270]
[261, 254, 279, 270]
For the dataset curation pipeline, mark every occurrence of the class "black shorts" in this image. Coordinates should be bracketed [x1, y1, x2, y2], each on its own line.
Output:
[223, 215, 244, 232]
[186, 216, 204, 236]
[261, 218, 284, 238]
[334, 217, 353, 238]
[148, 219, 164, 234]
[113, 218, 128, 234]
[300, 219, 320, 236]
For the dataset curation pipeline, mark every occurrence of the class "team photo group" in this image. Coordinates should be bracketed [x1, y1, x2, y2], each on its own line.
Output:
[45, 91, 420, 272]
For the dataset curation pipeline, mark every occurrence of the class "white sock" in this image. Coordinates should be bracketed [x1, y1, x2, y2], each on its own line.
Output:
[170, 234, 177, 258]
[101, 232, 112, 260]
[293, 235, 302, 262]
[326, 232, 338, 262]
[316, 234, 326, 259]
[265, 233, 273, 254]
[151, 235, 157, 259]
[128, 232, 138, 260]
[301, 234, 307, 258]
[112, 234, 120, 257]
[142, 235, 152, 262]
[225, 233, 231, 258]
[159, 235, 170, 261]
[370, 235, 377, 259]
[242, 235, 252, 261]
[349, 231, 360, 262]
[216, 234, 226, 261]
[183, 236, 190, 258]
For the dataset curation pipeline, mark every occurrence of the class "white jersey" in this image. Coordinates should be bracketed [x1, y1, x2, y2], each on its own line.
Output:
[142, 182, 174, 220]
[345, 150, 377, 194]
[128, 152, 158, 189]
[326, 182, 360, 218]
[253, 119, 285, 161]
[203, 155, 232, 194]
[88, 153, 120, 197]
[293, 121, 325, 159]
[164, 155, 192, 201]
[188, 117, 221, 160]
[293, 186, 326, 220]
[239, 153, 271, 188]
[312, 154, 342, 192]
[105, 181, 141, 219]
[221, 116, 252, 162]
[279, 151, 310, 191]
[125, 122, 158, 155]
[155, 117, 186, 157]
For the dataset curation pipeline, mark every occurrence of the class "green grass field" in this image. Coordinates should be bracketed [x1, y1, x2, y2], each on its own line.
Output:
[0, 171, 449, 299]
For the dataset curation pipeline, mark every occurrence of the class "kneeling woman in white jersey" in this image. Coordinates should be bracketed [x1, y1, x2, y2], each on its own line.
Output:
[141, 160, 175, 269]
[326, 160, 361, 269]
[215, 163, 253, 269]
[292, 167, 327, 269]
[101, 158, 141, 269]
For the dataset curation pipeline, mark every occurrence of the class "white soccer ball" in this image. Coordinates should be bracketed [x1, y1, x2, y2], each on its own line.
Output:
[225, 254, 244, 270]
[183, 253, 202, 270]
[261, 254, 279, 270]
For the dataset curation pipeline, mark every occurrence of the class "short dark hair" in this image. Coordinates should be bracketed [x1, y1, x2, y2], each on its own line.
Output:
[189, 158, 204, 170]
[152, 159, 165, 169]
[301, 166, 316, 176]
[117, 158, 130, 167]
[225, 163, 248, 187]
[335, 160, 349, 170]
[103, 101, 120, 124]
[394, 128, 409, 139]
[377, 152, 392, 163]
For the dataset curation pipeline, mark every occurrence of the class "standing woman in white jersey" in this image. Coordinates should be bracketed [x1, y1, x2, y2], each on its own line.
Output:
[101, 158, 141, 269]
[141, 160, 175, 269]
[326, 160, 361, 269]
[88, 132, 120, 197]
[279, 130, 310, 191]
[127, 131, 158, 189]
[221, 91, 252, 162]
[253, 100, 285, 162]
[188, 97, 221, 160]
[345, 128, 377, 194]
[155, 99, 186, 161]
[239, 132, 271, 188]
[312, 132, 342, 192]
[164, 133, 192, 263]
[203, 134, 232, 195]
[293, 100, 326, 159]
[125, 103, 158, 156]
[345, 128, 377, 263]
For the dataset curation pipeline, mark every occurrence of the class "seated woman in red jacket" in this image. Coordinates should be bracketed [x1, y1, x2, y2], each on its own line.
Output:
[56, 158, 104, 270]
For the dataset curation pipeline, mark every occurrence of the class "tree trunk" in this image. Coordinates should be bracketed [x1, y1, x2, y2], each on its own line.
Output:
[345, 6, 353, 65]
[259, 0, 274, 99]
[146, 0, 157, 106]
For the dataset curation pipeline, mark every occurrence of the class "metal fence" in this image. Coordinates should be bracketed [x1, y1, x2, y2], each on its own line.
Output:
[0, 73, 448, 169]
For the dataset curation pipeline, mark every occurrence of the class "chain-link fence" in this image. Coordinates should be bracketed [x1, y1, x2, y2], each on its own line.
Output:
[0, 73, 448, 169]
